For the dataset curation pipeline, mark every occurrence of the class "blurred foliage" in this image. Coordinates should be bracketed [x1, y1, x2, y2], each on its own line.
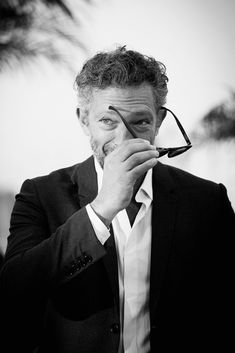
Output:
[0, 0, 92, 70]
[192, 91, 235, 142]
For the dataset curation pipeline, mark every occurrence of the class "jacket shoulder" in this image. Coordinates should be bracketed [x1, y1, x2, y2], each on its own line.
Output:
[160, 162, 221, 190]
[30, 163, 79, 186]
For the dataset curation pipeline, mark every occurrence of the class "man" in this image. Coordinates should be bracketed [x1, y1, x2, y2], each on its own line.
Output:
[1, 46, 234, 353]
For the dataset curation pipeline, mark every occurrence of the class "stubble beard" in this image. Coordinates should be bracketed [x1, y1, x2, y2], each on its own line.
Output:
[90, 138, 117, 169]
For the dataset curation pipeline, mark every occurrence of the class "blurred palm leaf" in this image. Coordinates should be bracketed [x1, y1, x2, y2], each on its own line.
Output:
[192, 91, 235, 142]
[0, 0, 92, 70]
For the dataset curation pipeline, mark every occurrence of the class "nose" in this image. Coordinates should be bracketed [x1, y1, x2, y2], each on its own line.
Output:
[114, 124, 134, 145]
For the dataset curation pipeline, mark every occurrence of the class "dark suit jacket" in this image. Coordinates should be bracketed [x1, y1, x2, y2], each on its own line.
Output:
[1, 156, 234, 352]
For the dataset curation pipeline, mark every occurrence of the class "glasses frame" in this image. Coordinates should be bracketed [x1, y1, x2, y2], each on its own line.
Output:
[108, 105, 192, 158]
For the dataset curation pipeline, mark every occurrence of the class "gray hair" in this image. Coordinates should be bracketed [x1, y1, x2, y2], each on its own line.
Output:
[74, 45, 168, 113]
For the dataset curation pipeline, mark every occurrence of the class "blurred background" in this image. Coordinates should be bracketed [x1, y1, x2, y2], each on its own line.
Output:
[1, 0, 235, 262]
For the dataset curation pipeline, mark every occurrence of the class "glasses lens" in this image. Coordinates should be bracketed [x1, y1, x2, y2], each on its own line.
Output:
[156, 148, 169, 157]
[168, 146, 188, 158]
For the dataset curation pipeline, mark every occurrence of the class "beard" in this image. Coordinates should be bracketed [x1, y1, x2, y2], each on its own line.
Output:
[90, 138, 117, 169]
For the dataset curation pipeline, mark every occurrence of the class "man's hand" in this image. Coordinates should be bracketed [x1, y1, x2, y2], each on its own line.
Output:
[91, 139, 159, 226]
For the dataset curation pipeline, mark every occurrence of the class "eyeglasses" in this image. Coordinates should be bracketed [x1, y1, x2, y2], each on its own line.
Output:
[108, 105, 192, 158]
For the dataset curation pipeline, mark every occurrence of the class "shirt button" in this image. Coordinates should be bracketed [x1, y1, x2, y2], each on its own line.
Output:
[110, 323, 120, 334]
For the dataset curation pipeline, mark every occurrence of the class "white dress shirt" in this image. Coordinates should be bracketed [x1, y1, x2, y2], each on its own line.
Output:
[86, 157, 153, 353]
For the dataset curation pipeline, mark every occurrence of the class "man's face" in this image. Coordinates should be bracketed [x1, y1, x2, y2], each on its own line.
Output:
[80, 84, 160, 168]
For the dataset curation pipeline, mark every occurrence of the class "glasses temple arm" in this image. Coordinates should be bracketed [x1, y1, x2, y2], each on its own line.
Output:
[108, 105, 138, 138]
[160, 107, 192, 145]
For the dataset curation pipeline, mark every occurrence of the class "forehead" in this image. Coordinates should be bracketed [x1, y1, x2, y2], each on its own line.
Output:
[89, 84, 156, 114]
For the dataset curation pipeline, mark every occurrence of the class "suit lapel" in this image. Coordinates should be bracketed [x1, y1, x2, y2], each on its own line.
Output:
[71, 156, 98, 208]
[150, 162, 178, 323]
[71, 156, 120, 311]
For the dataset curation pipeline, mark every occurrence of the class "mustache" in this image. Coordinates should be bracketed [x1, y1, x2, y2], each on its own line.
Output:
[103, 142, 118, 155]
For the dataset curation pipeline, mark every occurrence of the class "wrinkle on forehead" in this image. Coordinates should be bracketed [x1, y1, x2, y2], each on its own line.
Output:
[91, 84, 156, 115]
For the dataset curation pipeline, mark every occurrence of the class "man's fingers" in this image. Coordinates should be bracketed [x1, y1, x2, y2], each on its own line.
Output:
[130, 157, 158, 180]
[126, 150, 159, 170]
[113, 139, 156, 161]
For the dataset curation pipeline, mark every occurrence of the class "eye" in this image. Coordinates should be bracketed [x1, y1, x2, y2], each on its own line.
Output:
[100, 117, 115, 125]
[134, 119, 151, 127]
[99, 117, 118, 129]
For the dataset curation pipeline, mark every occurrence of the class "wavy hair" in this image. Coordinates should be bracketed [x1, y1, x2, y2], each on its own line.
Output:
[74, 46, 168, 111]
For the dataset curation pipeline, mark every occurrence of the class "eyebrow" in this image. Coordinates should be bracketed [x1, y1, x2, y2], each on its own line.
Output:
[130, 111, 153, 119]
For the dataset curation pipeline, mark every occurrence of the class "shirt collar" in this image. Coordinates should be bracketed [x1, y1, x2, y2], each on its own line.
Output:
[136, 168, 153, 205]
[94, 156, 153, 207]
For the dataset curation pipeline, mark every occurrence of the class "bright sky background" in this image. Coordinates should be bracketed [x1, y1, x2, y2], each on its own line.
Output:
[1, 0, 235, 194]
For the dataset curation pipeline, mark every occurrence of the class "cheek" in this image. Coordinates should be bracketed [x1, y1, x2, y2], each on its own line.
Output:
[89, 127, 115, 151]
[90, 130, 111, 146]
[151, 128, 158, 142]
[149, 124, 158, 142]
[138, 130, 156, 144]
[88, 124, 105, 141]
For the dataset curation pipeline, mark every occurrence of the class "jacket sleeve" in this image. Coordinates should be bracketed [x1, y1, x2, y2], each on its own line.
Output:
[211, 183, 235, 336]
[0, 178, 107, 294]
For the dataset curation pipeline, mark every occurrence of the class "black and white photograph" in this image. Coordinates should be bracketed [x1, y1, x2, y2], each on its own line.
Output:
[0, 1, 234, 352]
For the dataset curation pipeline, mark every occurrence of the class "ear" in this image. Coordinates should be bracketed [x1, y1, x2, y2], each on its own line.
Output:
[76, 108, 90, 136]
[157, 107, 167, 125]
[154, 107, 166, 139]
